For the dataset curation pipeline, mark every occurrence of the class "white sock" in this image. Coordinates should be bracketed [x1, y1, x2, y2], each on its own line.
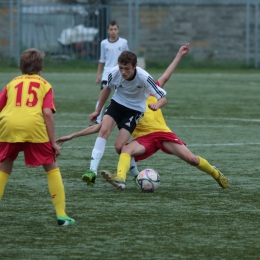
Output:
[95, 101, 104, 124]
[90, 137, 107, 175]
[129, 157, 140, 178]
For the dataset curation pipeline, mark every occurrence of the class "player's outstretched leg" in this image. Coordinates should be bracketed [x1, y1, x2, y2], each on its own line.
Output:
[213, 166, 229, 188]
[196, 157, 229, 189]
[101, 170, 126, 190]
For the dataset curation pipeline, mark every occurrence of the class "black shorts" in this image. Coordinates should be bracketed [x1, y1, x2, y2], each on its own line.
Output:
[100, 80, 107, 90]
[104, 99, 143, 134]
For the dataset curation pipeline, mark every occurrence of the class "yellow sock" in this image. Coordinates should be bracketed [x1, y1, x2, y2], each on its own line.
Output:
[117, 153, 131, 182]
[0, 171, 10, 200]
[196, 156, 219, 179]
[46, 168, 66, 217]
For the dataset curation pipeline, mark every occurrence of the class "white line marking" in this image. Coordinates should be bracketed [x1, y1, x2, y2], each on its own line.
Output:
[57, 114, 260, 123]
[164, 116, 260, 122]
[60, 143, 260, 149]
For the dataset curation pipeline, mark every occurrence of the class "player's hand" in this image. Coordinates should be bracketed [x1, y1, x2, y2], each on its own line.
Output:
[95, 76, 101, 84]
[52, 143, 61, 157]
[148, 103, 160, 111]
[56, 135, 72, 145]
[179, 43, 190, 56]
[89, 111, 100, 122]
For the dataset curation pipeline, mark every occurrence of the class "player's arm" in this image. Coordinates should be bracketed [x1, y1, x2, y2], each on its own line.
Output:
[95, 62, 104, 84]
[56, 123, 102, 145]
[96, 40, 106, 84]
[148, 96, 167, 111]
[89, 86, 111, 122]
[43, 107, 61, 157]
[146, 75, 167, 109]
[157, 43, 190, 88]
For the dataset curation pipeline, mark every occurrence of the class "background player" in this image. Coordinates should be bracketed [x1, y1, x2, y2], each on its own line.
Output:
[94, 20, 129, 124]
[0, 48, 75, 226]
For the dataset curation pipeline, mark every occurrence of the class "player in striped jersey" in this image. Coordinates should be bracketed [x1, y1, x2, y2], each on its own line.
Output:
[0, 49, 74, 226]
[84, 50, 167, 186]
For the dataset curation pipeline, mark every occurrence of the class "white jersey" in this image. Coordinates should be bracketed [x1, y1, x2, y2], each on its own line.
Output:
[99, 37, 129, 81]
[108, 66, 166, 112]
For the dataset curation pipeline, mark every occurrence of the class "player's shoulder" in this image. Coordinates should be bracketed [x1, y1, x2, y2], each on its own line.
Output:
[108, 65, 121, 84]
[109, 65, 120, 75]
[118, 37, 128, 43]
[33, 75, 51, 86]
[136, 66, 150, 78]
[40, 76, 51, 86]
[100, 38, 109, 45]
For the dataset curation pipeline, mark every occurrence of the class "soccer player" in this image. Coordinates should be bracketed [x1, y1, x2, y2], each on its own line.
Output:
[56, 44, 228, 190]
[83, 50, 167, 186]
[101, 43, 230, 190]
[0, 48, 75, 226]
[94, 20, 129, 124]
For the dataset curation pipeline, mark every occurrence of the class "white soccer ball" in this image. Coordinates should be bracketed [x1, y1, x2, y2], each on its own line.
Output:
[136, 168, 160, 193]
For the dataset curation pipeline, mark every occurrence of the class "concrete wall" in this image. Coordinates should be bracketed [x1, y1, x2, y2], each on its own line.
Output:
[110, 3, 256, 63]
[0, 1, 258, 63]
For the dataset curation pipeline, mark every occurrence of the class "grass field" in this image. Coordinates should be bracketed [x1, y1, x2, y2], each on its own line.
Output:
[0, 72, 260, 259]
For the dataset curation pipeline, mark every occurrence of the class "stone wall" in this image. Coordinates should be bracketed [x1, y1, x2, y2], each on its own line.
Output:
[110, 3, 256, 63]
[0, 1, 258, 63]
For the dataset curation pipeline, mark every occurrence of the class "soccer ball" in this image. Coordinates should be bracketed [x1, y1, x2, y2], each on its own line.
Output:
[136, 168, 160, 193]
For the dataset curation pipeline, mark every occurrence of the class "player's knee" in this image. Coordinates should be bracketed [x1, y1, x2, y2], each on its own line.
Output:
[99, 125, 110, 137]
[114, 146, 121, 154]
[114, 142, 124, 154]
[121, 145, 129, 153]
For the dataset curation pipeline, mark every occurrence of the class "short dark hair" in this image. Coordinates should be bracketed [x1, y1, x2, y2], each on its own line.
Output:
[107, 20, 118, 29]
[118, 51, 137, 66]
[20, 48, 45, 75]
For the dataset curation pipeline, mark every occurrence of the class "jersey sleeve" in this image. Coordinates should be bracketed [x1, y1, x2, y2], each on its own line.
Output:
[0, 86, 7, 110]
[125, 41, 130, 51]
[107, 72, 116, 91]
[42, 88, 56, 113]
[147, 76, 166, 99]
[99, 40, 106, 63]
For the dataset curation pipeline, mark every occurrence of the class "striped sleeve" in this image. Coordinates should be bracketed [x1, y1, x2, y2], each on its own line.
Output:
[147, 76, 166, 98]
[108, 73, 112, 85]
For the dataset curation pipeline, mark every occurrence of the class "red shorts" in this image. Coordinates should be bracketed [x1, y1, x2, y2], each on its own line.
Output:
[0, 142, 56, 166]
[133, 131, 186, 162]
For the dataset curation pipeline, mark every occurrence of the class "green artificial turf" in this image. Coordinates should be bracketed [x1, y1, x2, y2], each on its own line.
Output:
[0, 72, 260, 259]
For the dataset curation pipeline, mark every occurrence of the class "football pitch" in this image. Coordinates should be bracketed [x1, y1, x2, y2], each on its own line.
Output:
[0, 72, 260, 259]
